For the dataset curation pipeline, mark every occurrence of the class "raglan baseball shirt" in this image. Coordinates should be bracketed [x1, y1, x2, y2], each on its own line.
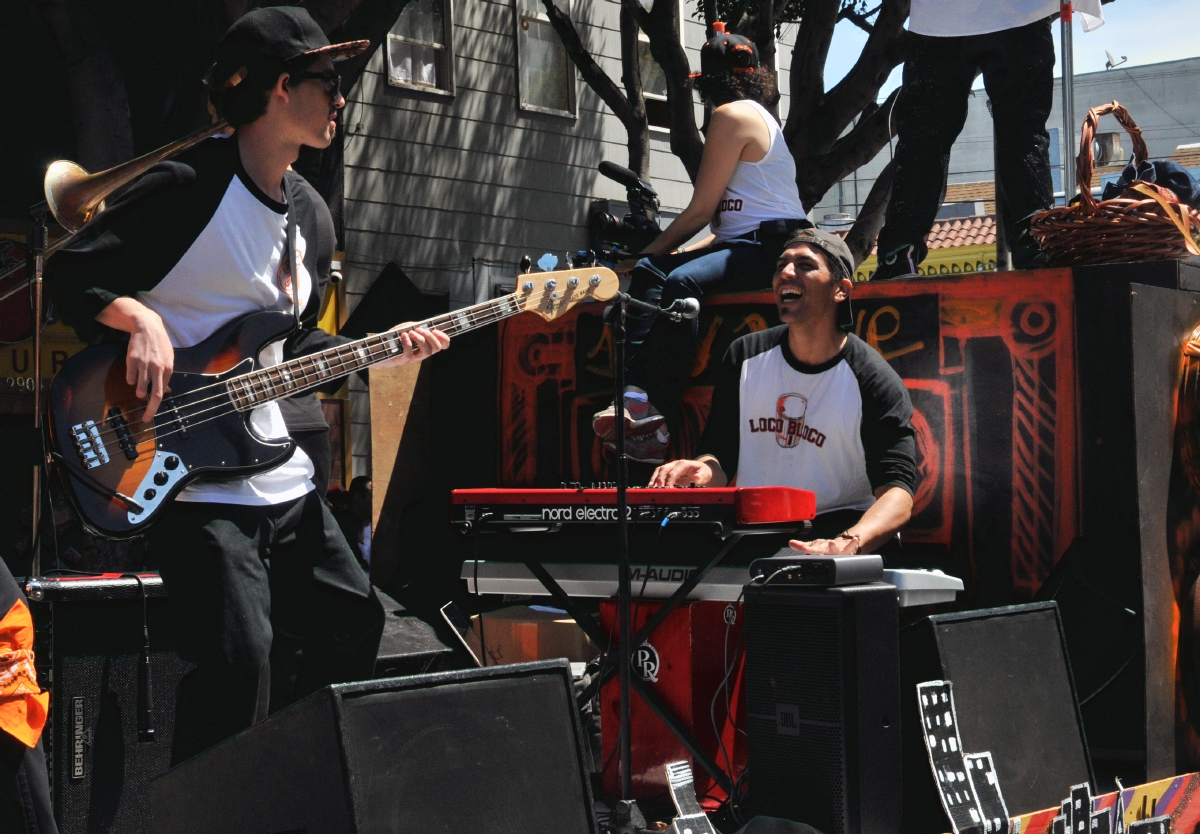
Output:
[699, 327, 916, 524]
[47, 135, 347, 506]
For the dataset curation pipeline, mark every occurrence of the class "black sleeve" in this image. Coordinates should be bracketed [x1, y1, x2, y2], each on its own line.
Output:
[846, 336, 916, 495]
[697, 341, 743, 481]
[46, 160, 203, 344]
[279, 174, 352, 431]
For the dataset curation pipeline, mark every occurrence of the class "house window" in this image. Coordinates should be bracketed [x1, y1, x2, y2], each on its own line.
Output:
[638, 37, 670, 130]
[387, 0, 455, 95]
[515, 0, 576, 117]
[637, 2, 681, 131]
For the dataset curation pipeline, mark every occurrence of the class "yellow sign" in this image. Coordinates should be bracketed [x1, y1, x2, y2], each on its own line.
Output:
[855, 243, 998, 282]
[0, 321, 86, 384]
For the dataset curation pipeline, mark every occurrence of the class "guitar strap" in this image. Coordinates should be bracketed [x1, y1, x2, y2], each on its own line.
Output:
[283, 174, 302, 329]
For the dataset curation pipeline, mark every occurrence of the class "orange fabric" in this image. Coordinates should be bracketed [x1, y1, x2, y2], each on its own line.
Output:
[0, 599, 49, 748]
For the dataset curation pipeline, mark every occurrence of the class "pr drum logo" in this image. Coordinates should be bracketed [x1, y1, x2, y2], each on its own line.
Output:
[634, 642, 660, 683]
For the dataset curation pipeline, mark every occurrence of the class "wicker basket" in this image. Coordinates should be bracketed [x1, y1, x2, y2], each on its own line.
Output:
[1030, 101, 1200, 266]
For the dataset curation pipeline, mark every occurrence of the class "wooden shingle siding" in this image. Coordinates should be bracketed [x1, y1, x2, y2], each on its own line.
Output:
[342, 0, 796, 475]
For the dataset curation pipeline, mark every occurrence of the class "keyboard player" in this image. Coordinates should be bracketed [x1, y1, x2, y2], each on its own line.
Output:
[649, 228, 915, 558]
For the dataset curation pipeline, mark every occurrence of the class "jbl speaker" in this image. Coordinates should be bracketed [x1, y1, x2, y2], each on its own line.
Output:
[899, 601, 1092, 832]
[743, 582, 901, 834]
[27, 573, 191, 834]
[150, 659, 597, 834]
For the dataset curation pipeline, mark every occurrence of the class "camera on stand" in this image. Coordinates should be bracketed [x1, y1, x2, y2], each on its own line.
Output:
[588, 161, 662, 264]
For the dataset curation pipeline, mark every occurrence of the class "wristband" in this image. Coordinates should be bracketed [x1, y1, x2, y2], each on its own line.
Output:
[836, 532, 861, 553]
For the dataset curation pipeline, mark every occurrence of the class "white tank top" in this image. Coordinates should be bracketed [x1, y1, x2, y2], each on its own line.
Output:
[710, 100, 806, 242]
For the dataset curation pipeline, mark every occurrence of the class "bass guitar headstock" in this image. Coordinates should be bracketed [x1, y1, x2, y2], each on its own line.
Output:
[514, 267, 619, 320]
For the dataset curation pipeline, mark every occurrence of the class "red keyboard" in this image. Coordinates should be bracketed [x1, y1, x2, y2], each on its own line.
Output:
[450, 486, 816, 530]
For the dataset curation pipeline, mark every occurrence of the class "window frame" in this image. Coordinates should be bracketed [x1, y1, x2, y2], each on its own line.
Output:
[638, 1, 684, 134]
[385, 0, 457, 98]
[513, 0, 577, 119]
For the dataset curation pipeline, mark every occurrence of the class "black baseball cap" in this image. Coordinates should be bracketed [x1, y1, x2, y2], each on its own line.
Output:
[783, 227, 857, 329]
[689, 22, 760, 80]
[209, 7, 368, 93]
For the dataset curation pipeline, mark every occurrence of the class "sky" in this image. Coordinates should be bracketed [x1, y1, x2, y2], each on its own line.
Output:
[817, 0, 1200, 99]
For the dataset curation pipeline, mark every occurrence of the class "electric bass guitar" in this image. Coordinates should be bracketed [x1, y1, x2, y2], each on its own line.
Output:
[48, 267, 618, 537]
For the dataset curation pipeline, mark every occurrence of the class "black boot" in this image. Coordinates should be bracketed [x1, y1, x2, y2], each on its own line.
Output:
[871, 244, 921, 281]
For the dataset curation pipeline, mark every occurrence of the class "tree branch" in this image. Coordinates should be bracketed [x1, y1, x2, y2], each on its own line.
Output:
[839, 8, 873, 33]
[619, 3, 651, 177]
[794, 86, 898, 207]
[782, 0, 839, 145]
[632, 0, 703, 180]
[843, 157, 894, 266]
[541, 0, 637, 126]
[803, 0, 908, 153]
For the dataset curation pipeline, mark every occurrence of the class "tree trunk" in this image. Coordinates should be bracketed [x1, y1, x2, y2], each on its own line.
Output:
[619, 4, 651, 179]
[633, 0, 703, 181]
[38, 0, 134, 172]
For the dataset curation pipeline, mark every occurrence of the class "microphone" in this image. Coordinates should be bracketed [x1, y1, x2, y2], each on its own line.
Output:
[661, 298, 701, 320]
[598, 161, 656, 194]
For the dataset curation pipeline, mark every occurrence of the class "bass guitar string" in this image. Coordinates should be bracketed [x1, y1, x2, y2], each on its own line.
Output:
[89, 288, 525, 435]
[78, 283, 559, 450]
[113, 298, 532, 455]
[90, 283, 571, 457]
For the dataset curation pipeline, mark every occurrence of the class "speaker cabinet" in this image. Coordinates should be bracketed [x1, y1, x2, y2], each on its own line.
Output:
[28, 574, 190, 834]
[743, 582, 901, 834]
[899, 601, 1092, 832]
[150, 659, 597, 834]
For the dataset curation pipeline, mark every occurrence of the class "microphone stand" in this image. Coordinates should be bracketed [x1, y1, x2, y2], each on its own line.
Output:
[27, 205, 48, 579]
[608, 289, 694, 814]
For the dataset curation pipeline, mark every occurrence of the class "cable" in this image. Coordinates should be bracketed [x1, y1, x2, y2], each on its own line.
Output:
[121, 573, 155, 743]
[1119, 67, 1200, 140]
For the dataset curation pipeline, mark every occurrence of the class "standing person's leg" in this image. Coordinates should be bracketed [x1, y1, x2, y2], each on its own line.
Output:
[147, 502, 276, 765]
[265, 491, 383, 713]
[874, 33, 977, 280]
[974, 18, 1055, 269]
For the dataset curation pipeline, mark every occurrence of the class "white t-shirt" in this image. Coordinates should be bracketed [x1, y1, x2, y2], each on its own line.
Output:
[710, 100, 806, 242]
[909, 0, 1103, 37]
[146, 174, 316, 506]
[700, 329, 916, 515]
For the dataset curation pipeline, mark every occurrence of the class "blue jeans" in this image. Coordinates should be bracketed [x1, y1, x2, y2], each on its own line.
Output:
[625, 239, 783, 432]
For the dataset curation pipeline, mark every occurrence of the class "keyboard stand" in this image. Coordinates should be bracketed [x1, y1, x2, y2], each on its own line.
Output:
[477, 521, 804, 796]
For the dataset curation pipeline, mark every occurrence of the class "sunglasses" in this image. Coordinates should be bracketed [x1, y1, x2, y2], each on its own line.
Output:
[292, 69, 341, 97]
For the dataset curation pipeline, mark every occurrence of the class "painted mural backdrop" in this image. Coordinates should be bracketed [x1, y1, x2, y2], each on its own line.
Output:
[497, 270, 1078, 605]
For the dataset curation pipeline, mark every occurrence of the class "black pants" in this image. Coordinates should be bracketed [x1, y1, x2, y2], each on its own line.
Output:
[147, 491, 384, 765]
[0, 563, 57, 834]
[877, 18, 1055, 267]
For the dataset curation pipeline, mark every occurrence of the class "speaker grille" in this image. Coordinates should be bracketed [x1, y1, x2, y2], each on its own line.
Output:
[745, 598, 847, 834]
[43, 596, 191, 834]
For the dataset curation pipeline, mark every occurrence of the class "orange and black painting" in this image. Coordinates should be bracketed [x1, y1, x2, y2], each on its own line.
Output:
[496, 269, 1079, 607]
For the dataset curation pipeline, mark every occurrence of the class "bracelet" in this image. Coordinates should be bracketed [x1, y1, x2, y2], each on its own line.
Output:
[836, 531, 861, 552]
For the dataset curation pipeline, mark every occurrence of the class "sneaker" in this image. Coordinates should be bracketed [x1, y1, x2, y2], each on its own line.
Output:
[604, 427, 670, 465]
[871, 244, 920, 281]
[592, 392, 666, 441]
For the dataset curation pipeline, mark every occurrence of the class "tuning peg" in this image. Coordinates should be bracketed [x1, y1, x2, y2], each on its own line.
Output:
[520, 255, 532, 274]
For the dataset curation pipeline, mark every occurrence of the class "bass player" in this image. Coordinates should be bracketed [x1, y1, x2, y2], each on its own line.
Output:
[46, 7, 448, 763]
